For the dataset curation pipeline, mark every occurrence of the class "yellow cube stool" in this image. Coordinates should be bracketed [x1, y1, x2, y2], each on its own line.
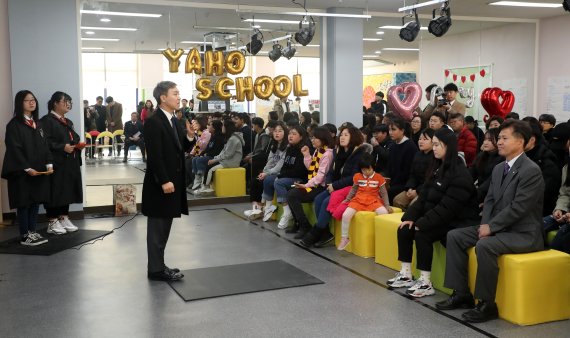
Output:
[468, 248, 570, 325]
[373, 212, 408, 270]
[213, 167, 246, 197]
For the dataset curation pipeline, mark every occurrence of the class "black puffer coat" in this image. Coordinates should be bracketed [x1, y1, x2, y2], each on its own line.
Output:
[526, 142, 561, 216]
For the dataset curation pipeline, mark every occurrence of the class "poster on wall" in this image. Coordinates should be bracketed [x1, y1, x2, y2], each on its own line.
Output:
[500, 78, 528, 116]
[547, 77, 570, 122]
[362, 73, 416, 109]
[444, 65, 492, 123]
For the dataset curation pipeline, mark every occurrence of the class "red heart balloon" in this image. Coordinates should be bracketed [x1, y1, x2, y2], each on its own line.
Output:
[480, 69, 486, 77]
[453, 74, 457, 81]
[387, 82, 422, 121]
[461, 76, 466, 83]
[444, 70, 450, 77]
[480, 87, 515, 121]
[470, 74, 476, 82]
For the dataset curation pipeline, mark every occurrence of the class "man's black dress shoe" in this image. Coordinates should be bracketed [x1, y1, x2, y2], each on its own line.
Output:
[166, 266, 181, 274]
[314, 231, 334, 248]
[462, 300, 498, 323]
[148, 268, 184, 281]
[435, 291, 475, 310]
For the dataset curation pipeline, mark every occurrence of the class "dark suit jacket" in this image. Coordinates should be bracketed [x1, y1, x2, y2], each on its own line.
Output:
[142, 108, 192, 218]
[483, 153, 545, 250]
[124, 120, 143, 140]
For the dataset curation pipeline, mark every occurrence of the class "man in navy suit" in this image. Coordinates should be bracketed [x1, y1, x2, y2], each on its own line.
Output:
[123, 112, 145, 162]
[436, 120, 545, 323]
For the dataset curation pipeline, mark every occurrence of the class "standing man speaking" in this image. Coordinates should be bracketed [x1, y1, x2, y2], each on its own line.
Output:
[143, 81, 193, 281]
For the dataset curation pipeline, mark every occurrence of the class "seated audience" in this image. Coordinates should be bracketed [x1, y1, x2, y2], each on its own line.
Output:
[337, 153, 392, 250]
[285, 127, 334, 238]
[371, 124, 394, 176]
[389, 128, 479, 298]
[185, 116, 211, 185]
[299, 125, 369, 248]
[188, 120, 224, 192]
[539, 113, 556, 143]
[428, 111, 447, 131]
[410, 115, 425, 147]
[123, 112, 145, 162]
[469, 128, 503, 204]
[465, 116, 484, 152]
[300, 111, 312, 130]
[448, 113, 477, 166]
[393, 128, 435, 210]
[544, 149, 570, 254]
[485, 116, 503, 130]
[436, 120, 545, 323]
[386, 117, 419, 203]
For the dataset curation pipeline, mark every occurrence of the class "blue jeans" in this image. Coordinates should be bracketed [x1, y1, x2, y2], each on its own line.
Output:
[17, 204, 40, 237]
[313, 190, 332, 229]
[262, 176, 297, 203]
[193, 156, 212, 174]
[544, 215, 570, 252]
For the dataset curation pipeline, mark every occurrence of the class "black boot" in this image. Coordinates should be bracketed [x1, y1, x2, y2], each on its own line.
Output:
[294, 225, 311, 239]
[314, 230, 335, 248]
[299, 228, 322, 248]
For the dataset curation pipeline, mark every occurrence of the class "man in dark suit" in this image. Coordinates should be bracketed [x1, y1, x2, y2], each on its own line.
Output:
[436, 120, 545, 323]
[105, 96, 124, 156]
[123, 112, 145, 163]
[143, 81, 193, 282]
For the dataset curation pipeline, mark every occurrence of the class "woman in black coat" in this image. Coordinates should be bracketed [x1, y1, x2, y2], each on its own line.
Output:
[40, 92, 83, 235]
[1, 90, 52, 245]
[299, 125, 370, 248]
[388, 128, 480, 298]
[470, 128, 503, 204]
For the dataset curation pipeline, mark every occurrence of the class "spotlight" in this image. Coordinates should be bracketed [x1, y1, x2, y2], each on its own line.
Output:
[282, 38, 296, 59]
[294, 15, 316, 46]
[246, 28, 263, 55]
[428, 1, 452, 37]
[399, 10, 420, 42]
[268, 43, 282, 62]
[564, 0, 570, 12]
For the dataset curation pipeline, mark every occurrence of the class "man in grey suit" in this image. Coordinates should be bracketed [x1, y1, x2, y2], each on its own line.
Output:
[436, 119, 545, 323]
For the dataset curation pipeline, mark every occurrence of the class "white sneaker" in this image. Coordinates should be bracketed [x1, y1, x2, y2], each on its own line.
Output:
[387, 272, 414, 288]
[47, 220, 66, 235]
[277, 213, 293, 229]
[249, 208, 263, 220]
[244, 209, 254, 218]
[406, 278, 424, 292]
[59, 217, 78, 232]
[407, 280, 435, 298]
[263, 205, 277, 222]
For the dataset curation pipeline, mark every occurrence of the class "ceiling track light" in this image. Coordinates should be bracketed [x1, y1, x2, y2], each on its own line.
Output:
[294, 15, 316, 46]
[282, 38, 296, 59]
[246, 27, 264, 55]
[428, 1, 452, 37]
[399, 9, 421, 42]
[268, 42, 282, 62]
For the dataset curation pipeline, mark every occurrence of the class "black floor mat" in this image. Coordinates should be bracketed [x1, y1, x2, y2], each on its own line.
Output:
[168, 259, 324, 301]
[0, 229, 113, 256]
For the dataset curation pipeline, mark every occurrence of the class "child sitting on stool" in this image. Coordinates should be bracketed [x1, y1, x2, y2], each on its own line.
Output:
[338, 153, 392, 250]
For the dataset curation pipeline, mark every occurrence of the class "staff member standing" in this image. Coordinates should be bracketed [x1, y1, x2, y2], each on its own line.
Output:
[2, 90, 53, 245]
[143, 81, 193, 282]
[40, 92, 83, 235]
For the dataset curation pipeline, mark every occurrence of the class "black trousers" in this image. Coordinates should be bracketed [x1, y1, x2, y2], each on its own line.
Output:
[249, 159, 267, 203]
[397, 225, 449, 271]
[147, 217, 173, 273]
[124, 139, 145, 158]
[45, 205, 70, 219]
[286, 186, 325, 228]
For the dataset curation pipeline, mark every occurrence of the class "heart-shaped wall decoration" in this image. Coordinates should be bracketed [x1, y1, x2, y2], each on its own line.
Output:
[480, 87, 515, 122]
[387, 82, 422, 121]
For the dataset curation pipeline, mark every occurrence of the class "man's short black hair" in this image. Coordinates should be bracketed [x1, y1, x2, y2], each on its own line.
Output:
[539, 113, 556, 125]
[105, 96, 114, 104]
[443, 83, 458, 92]
[500, 119, 532, 147]
[506, 112, 520, 120]
[251, 117, 264, 128]
[96, 96, 103, 101]
[152, 81, 177, 105]
[372, 124, 389, 134]
[375, 91, 384, 98]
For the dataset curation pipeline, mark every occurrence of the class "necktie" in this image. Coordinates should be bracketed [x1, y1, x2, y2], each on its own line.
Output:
[502, 162, 510, 183]
[25, 119, 35, 129]
[171, 117, 181, 148]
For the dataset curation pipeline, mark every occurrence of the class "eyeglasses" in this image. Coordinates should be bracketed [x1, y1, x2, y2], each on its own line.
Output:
[23, 99, 36, 103]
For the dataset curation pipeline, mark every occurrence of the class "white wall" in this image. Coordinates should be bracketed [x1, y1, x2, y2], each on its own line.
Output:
[363, 59, 419, 76]
[537, 14, 570, 122]
[419, 22, 536, 116]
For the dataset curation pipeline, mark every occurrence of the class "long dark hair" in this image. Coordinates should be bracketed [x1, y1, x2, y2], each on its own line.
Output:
[312, 126, 335, 149]
[210, 119, 223, 136]
[474, 128, 500, 174]
[337, 125, 364, 151]
[301, 111, 312, 129]
[47, 91, 72, 113]
[389, 116, 412, 138]
[14, 90, 39, 122]
[271, 121, 289, 152]
[427, 128, 460, 182]
[223, 118, 237, 141]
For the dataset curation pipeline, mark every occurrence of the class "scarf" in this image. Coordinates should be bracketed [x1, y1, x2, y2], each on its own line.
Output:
[192, 130, 203, 156]
[306, 146, 327, 192]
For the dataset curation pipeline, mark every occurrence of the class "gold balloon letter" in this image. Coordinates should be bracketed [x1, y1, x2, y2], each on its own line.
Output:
[205, 50, 224, 76]
[293, 74, 309, 97]
[225, 51, 245, 75]
[254, 76, 275, 100]
[196, 78, 213, 100]
[162, 48, 185, 73]
[185, 48, 202, 74]
[273, 75, 293, 99]
[236, 76, 254, 102]
[216, 77, 234, 100]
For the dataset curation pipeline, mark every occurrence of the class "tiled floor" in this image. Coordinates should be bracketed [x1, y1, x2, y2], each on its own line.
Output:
[0, 203, 567, 337]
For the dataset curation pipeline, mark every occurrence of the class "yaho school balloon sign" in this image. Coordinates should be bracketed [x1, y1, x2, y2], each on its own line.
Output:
[162, 47, 309, 102]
